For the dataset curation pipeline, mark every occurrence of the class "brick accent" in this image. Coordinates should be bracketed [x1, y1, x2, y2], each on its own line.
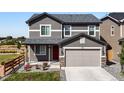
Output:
[59, 56, 65, 67]
[101, 57, 107, 67]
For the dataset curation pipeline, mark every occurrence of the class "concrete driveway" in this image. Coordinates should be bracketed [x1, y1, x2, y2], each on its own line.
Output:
[64, 67, 118, 81]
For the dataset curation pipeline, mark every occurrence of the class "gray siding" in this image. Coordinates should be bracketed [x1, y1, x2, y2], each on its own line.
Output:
[29, 17, 61, 30]
[71, 25, 88, 30]
[63, 38, 103, 47]
[96, 32, 100, 39]
[29, 31, 61, 39]
[72, 32, 88, 36]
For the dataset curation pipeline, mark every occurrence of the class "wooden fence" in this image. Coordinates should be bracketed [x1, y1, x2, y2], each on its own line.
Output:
[0, 55, 25, 77]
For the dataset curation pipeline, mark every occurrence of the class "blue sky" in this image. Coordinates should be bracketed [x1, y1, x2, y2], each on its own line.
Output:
[0, 12, 107, 38]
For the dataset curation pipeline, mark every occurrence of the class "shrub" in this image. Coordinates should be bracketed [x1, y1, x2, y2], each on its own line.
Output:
[119, 43, 124, 73]
[17, 42, 21, 49]
[1, 61, 5, 65]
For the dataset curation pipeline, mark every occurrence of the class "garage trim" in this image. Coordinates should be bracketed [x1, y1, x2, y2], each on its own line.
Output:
[64, 47, 102, 67]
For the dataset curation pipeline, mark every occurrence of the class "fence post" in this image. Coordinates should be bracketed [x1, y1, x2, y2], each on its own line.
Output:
[0, 65, 5, 77]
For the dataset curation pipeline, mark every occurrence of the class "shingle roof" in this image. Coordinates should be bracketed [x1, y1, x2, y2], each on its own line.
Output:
[51, 14, 100, 23]
[109, 13, 124, 20]
[23, 33, 107, 46]
[23, 37, 62, 45]
[26, 12, 101, 24]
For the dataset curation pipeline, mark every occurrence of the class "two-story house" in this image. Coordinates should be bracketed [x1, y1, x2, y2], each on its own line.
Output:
[24, 12, 107, 67]
[101, 13, 124, 62]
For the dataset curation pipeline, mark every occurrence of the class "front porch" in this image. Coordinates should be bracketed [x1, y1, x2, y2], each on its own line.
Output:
[26, 44, 60, 62]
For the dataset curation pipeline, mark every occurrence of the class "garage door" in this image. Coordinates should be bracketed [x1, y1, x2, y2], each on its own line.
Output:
[65, 49, 100, 67]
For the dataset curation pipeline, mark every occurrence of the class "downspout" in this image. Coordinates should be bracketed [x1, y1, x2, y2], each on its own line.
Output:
[48, 45, 51, 63]
[120, 23, 123, 38]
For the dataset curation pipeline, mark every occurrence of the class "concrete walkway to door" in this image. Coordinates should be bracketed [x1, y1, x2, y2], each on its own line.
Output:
[64, 67, 118, 81]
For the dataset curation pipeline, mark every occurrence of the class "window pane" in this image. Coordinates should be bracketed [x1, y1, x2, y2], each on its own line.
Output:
[36, 45, 40, 54]
[41, 26, 45, 35]
[65, 31, 70, 35]
[64, 25, 70, 35]
[40, 45, 46, 54]
[46, 26, 50, 35]
[89, 31, 94, 35]
[89, 25, 94, 35]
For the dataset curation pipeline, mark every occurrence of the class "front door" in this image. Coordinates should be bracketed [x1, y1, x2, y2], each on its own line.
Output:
[53, 45, 59, 60]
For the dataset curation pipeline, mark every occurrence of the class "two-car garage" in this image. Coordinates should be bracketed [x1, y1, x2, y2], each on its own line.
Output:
[65, 49, 101, 67]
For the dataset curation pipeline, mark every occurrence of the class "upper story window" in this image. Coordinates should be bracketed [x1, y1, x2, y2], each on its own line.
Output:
[89, 25, 95, 36]
[40, 24, 51, 36]
[64, 25, 71, 37]
[111, 25, 115, 36]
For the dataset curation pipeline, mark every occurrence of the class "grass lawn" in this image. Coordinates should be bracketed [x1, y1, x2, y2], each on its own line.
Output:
[0, 54, 20, 64]
[4, 71, 60, 81]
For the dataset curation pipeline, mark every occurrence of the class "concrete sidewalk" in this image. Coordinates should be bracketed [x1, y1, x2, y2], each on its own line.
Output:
[64, 67, 118, 81]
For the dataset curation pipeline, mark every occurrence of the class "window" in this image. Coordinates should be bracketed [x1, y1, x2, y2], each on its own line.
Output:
[40, 25, 51, 36]
[64, 25, 71, 37]
[111, 26, 115, 36]
[35, 45, 46, 55]
[89, 25, 95, 36]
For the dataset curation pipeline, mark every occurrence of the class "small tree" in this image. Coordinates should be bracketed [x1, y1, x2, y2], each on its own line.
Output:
[17, 42, 21, 49]
[119, 43, 124, 73]
[6, 36, 13, 40]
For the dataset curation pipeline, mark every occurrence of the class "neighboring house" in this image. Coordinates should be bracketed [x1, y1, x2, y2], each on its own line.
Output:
[24, 12, 107, 67]
[101, 13, 124, 62]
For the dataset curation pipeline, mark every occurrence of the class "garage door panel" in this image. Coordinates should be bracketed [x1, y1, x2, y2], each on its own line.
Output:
[66, 49, 100, 67]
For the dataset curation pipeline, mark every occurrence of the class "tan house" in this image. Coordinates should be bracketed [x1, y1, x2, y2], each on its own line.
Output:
[101, 13, 124, 62]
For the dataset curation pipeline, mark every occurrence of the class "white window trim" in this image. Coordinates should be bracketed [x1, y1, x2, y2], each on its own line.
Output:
[111, 25, 115, 36]
[64, 25, 72, 37]
[34, 45, 47, 55]
[88, 25, 96, 37]
[40, 24, 51, 37]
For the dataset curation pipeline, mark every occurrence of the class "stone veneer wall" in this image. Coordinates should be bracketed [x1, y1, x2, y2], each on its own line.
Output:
[59, 56, 65, 67]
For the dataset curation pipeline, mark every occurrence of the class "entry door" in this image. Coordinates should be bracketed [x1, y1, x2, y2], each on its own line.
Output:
[53, 46, 59, 60]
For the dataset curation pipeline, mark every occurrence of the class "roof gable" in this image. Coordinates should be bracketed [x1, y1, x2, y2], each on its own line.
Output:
[26, 12, 64, 24]
[59, 33, 107, 46]
[101, 13, 124, 24]
[109, 13, 124, 21]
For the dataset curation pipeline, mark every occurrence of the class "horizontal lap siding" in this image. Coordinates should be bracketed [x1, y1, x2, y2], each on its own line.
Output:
[29, 31, 61, 38]
[29, 17, 61, 30]
[63, 38, 103, 47]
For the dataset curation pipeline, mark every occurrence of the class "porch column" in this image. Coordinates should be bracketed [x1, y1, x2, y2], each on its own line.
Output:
[48, 45, 51, 62]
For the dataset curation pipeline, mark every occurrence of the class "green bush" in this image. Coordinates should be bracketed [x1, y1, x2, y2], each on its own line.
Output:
[1, 61, 5, 65]
[119, 43, 124, 73]
[17, 42, 21, 49]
